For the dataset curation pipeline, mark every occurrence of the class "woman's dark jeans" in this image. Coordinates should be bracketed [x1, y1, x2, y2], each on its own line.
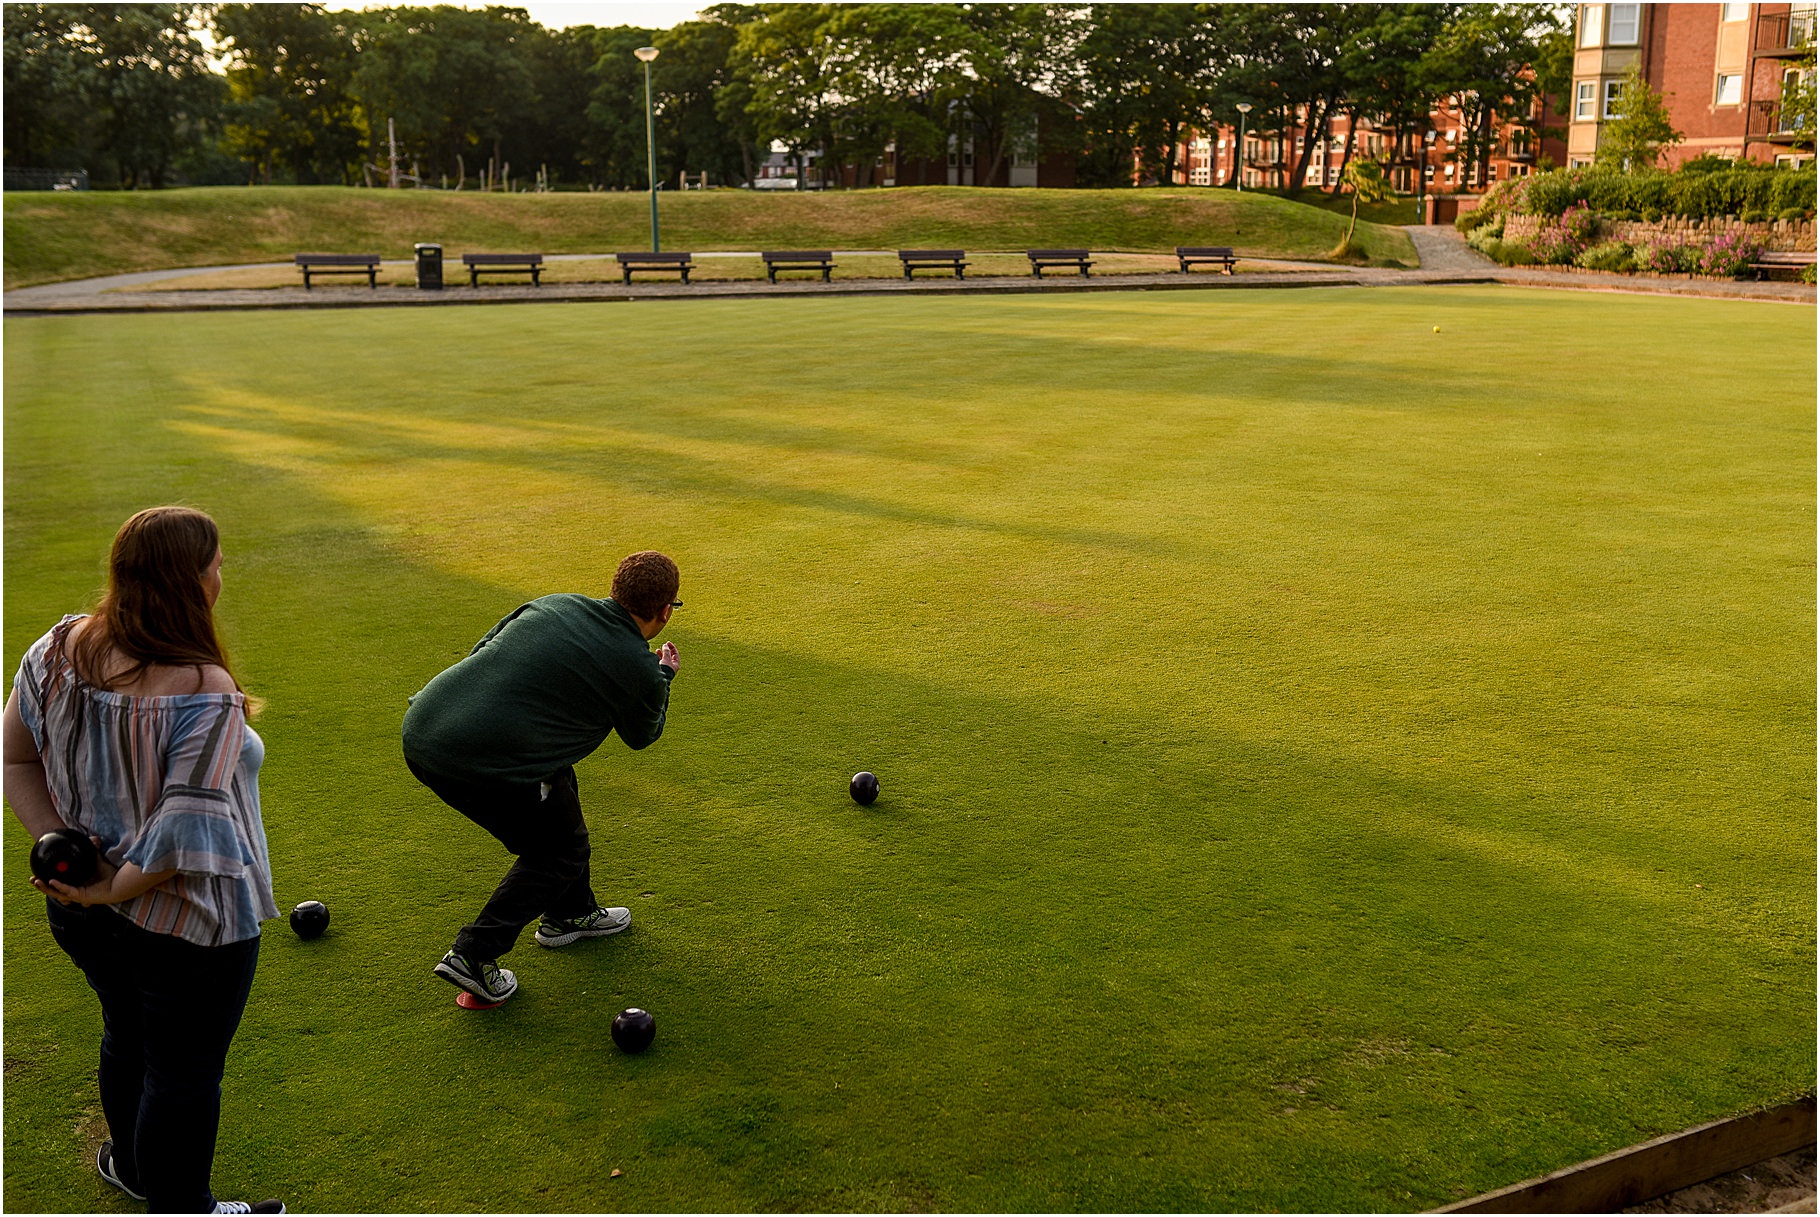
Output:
[45, 899, 260, 1214]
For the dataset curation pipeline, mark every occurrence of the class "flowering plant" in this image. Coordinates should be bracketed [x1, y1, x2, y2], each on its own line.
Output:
[1696, 230, 1766, 278]
[1524, 202, 1600, 264]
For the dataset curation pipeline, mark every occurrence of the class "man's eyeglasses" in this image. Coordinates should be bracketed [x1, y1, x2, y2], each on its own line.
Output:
[669, 599, 683, 609]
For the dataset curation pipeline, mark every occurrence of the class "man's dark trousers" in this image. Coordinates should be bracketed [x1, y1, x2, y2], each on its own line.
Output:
[406, 758, 598, 960]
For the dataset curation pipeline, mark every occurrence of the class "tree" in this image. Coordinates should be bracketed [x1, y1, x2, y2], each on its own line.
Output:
[1336, 157, 1388, 256]
[654, 10, 763, 187]
[1595, 65, 1683, 170]
[19, 4, 225, 187]
[215, 3, 362, 184]
[730, 4, 842, 187]
[349, 7, 540, 186]
[582, 24, 664, 189]
[950, 4, 1075, 188]
[1423, 5, 1567, 190]
[3, 5, 100, 169]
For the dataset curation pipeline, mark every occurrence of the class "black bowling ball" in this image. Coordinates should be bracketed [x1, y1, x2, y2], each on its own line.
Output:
[611, 1007, 656, 1053]
[30, 828, 99, 888]
[289, 900, 330, 940]
[850, 771, 879, 806]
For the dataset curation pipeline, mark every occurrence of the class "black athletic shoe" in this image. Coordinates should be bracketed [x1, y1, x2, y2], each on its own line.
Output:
[97, 1139, 146, 1201]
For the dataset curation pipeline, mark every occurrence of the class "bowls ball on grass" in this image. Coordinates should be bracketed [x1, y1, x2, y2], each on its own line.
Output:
[30, 828, 99, 888]
[850, 771, 879, 806]
[289, 900, 330, 940]
[611, 1008, 656, 1053]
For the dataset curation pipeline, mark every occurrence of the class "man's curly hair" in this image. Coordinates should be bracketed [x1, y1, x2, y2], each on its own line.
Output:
[611, 551, 680, 620]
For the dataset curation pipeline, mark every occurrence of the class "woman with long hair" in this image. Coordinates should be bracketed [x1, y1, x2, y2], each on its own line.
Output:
[4, 506, 285, 1215]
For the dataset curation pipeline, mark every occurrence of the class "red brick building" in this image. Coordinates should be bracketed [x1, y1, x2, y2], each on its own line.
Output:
[1164, 93, 1567, 200]
[1569, 2, 1815, 168]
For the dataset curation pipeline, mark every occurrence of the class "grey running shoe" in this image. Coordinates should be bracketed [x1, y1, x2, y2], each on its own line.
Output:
[433, 950, 519, 1002]
[211, 1202, 286, 1214]
[97, 1139, 145, 1201]
[535, 905, 632, 947]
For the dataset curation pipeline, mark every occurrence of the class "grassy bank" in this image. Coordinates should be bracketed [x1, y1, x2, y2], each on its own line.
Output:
[5, 287, 1812, 1212]
[3, 185, 1416, 287]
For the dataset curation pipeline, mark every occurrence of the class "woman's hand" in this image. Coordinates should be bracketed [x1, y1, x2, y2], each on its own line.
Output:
[33, 852, 174, 907]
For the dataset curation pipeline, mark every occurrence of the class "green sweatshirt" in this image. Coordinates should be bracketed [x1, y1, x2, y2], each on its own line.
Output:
[402, 594, 674, 784]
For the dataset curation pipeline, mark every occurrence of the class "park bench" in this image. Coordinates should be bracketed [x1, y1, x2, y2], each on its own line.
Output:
[1027, 248, 1094, 278]
[294, 253, 380, 289]
[462, 252, 543, 287]
[1175, 246, 1240, 274]
[616, 251, 695, 283]
[898, 249, 968, 280]
[761, 250, 837, 283]
[1748, 249, 1816, 280]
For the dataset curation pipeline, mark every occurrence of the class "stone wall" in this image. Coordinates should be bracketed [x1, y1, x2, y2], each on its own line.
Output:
[1503, 213, 1816, 252]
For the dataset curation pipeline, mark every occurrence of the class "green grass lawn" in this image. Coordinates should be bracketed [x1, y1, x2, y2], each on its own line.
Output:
[2, 184, 1417, 288]
[4, 286, 1813, 1213]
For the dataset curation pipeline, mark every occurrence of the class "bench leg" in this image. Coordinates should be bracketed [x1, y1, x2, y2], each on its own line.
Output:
[531, 270, 541, 286]
[821, 268, 831, 282]
[301, 272, 312, 289]
[681, 270, 690, 284]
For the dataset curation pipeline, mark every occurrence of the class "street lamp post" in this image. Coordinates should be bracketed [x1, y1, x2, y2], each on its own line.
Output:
[635, 46, 660, 251]
[1234, 103, 1253, 192]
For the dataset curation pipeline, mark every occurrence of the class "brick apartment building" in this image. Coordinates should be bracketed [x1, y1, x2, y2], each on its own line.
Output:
[1570, 2, 1816, 168]
[1166, 93, 1567, 202]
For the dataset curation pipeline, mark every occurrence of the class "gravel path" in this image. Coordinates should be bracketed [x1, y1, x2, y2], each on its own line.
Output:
[6, 229, 1811, 314]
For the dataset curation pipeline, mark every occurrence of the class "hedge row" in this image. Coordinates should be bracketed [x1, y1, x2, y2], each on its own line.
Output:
[1459, 163, 1818, 232]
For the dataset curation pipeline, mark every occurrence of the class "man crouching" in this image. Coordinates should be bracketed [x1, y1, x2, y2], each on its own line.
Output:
[402, 551, 681, 1005]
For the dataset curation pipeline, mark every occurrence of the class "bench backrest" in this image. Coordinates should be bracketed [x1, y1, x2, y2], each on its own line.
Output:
[616, 252, 693, 263]
[899, 249, 965, 259]
[1175, 246, 1235, 257]
[1759, 250, 1815, 262]
[1028, 249, 1089, 258]
[762, 250, 833, 261]
[295, 253, 380, 265]
[463, 253, 542, 265]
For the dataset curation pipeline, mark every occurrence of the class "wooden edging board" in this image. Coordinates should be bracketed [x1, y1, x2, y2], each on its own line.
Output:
[1434, 1097, 1815, 1213]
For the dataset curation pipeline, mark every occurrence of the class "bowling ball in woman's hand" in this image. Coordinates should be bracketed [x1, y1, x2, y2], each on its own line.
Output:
[30, 828, 100, 888]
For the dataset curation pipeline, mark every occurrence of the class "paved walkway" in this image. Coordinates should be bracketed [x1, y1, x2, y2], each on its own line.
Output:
[5, 229, 1811, 315]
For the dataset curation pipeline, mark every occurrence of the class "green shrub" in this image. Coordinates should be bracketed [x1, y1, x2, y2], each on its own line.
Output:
[1497, 241, 1538, 266]
[1697, 230, 1765, 277]
[1576, 240, 1635, 272]
[1778, 207, 1810, 221]
[1803, 262, 1816, 284]
[1521, 163, 1817, 221]
[1455, 175, 1530, 233]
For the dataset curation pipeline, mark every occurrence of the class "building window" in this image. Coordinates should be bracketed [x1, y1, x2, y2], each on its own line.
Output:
[1720, 2, 1748, 20]
[1716, 73, 1742, 105]
[1576, 81, 1597, 119]
[1581, 4, 1604, 46]
[1608, 3, 1639, 43]
[1605, 79, 1625, 116]
[1569, 156, 1592, 168]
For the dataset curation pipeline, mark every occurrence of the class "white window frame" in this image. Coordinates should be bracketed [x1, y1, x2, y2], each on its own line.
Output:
[1605, 79, 1625, 117]
[1581, 4, 1604, 46]
[1720, 2, 1748, 20]
[1608, 3, 1639, 44]
[1576, 81, 1597, 119]
[1716, 73, 1742, 105]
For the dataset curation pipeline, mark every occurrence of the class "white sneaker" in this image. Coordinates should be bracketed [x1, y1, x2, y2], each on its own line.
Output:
[535, 905, 631, 947]
[212, 1201, 286, 1214]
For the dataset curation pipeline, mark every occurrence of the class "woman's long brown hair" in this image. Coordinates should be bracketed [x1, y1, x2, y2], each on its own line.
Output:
[71, 506, 243, 695]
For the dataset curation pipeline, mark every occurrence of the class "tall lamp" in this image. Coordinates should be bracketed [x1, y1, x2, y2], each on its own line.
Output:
[1235, 103, 1253, 191]
[635, 46, 660, 251]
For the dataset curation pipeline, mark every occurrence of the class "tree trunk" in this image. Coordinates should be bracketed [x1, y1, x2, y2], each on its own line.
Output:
[1330, 114, 1357, 196]
[1287, 98, 1329, 197]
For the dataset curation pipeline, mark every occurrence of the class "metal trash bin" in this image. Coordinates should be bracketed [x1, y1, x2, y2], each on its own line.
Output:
[414, 242, 443, 290]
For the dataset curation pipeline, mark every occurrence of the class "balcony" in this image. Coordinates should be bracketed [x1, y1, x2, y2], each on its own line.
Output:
[1755, 9, 1816, 57]
[1748, 99, 1815, 143]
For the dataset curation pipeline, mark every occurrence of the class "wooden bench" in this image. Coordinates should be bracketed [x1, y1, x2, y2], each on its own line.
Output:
[462, 253, 543, 287]
[898, 249, 968, 280]
[761, 250, 836, 283]
[1027, 248, 1093, 278]
[1749, 249, 1816, 280]
[294, 253, 380, 289]
[616, 251, 695, 283]
[1175, 246, 1239, 274]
